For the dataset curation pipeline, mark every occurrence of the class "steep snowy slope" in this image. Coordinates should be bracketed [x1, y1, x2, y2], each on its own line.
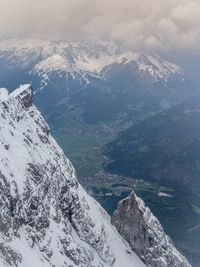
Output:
[0, 85, 145, 267]
[112, 192, 191, 267]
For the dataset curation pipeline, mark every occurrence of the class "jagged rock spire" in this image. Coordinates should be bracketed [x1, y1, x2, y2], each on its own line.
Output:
[112, 192, 191, 267]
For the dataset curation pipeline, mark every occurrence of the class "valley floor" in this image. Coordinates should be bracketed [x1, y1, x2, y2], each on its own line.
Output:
[53, 131, 200, 267]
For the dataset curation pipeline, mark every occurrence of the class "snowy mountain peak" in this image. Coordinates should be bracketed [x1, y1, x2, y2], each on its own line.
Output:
[0, 85, 145, 267]
[113, 51, 183, 81]
[0, 39, 183, 88]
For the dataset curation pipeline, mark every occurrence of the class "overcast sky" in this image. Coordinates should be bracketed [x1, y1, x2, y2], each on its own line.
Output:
[0, 0, 200, 53]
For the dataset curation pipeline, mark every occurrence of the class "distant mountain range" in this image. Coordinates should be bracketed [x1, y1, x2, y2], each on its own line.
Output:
[0, 39, 189, 132]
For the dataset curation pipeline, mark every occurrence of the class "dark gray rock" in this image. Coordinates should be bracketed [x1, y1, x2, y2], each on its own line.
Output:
[112, 192, 191, 267]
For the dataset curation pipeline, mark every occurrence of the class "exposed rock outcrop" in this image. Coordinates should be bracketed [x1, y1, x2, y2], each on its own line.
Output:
[112, 192, 191, 267]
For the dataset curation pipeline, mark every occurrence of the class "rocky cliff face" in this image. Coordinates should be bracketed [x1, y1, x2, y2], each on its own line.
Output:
[112, 192, 191, 267]
[0, 85, 144, 267]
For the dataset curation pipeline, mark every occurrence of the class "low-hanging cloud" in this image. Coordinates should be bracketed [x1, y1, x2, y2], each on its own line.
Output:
[0, 0, 200, 52]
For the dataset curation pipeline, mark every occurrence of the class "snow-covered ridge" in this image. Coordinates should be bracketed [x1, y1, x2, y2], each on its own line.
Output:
[0, 39, 183, 85]
[114, 52, 183, 81]
[0, 85, 144, 267]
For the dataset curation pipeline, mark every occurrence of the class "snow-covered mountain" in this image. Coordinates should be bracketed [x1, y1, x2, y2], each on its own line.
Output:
[112, 192, 191, 267]
[0, 85, 145, 267]
[0, 39, 183, 90]
[0, 39, 188, 131]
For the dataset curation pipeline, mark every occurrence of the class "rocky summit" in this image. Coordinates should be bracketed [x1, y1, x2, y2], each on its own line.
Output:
[112, 192, 191, 267]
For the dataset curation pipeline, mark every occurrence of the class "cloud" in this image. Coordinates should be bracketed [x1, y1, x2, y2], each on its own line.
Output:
[0, 0, 200, 52]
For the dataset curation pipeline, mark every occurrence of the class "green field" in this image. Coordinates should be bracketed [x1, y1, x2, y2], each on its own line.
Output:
[52, 131, 109, 177]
